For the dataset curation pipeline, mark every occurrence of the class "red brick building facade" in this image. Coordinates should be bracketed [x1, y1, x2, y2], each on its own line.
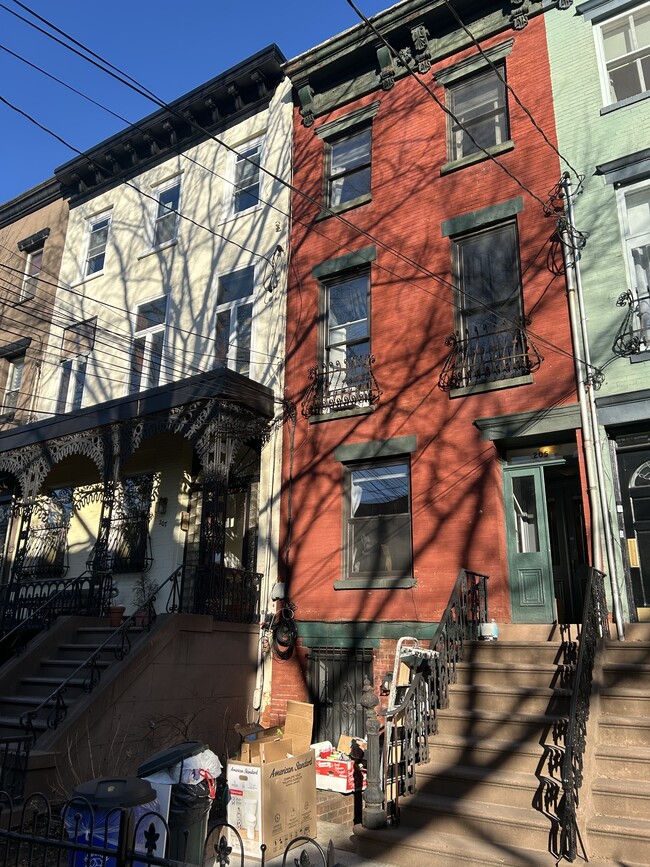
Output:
[268, 1, 583, 740]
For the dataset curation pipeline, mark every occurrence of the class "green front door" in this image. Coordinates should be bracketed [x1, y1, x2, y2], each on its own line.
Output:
[504, 465, 555, 623]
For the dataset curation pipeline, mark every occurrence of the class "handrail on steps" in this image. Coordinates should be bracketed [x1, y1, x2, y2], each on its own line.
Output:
[19, 566, 183, 743]
[377, 569, 489, 825]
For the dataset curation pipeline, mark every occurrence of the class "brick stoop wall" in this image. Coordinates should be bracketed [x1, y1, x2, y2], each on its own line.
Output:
[317, 789, 363, 825]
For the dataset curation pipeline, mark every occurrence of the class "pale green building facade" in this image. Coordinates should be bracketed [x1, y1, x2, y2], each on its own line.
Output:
[546, 0, 650, 622]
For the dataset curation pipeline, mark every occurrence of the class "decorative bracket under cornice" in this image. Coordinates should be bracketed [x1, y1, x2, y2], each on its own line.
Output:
[297, 81, 315, 127]
[411, 23, 433, 73]
[510, 0, 530, 29]
[376, 45, 396, 91]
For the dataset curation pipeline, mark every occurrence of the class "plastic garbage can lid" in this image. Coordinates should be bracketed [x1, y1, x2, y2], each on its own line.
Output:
[72, 777, 155, 808]
[137, 740, 206, 778]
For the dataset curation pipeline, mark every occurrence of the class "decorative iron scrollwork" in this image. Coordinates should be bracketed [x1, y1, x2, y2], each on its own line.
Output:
[301, 355, 381, 419]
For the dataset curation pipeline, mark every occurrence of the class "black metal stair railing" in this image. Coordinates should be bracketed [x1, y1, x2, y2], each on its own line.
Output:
[378, 569, 489, 824]
[560, 566, 609, 862]
[0, 571, 115, 656]
[19, 566, 182, 744]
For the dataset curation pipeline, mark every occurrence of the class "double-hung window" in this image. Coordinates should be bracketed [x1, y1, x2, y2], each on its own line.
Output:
[447, 67, 508, 162]
[233, 139, 263, 214]
[326, 128, 372, 209]
[153, 180, 181, 247]
[129, 296, 167, 392]
[85, 214, 111, 276]
[21, 248, 43, 302]
[597, 3, 650, 105]
[3, 355, 24, 413]
[345, 459, 413, 581]
[620, 181, 650, 347]
[57, 318, 96, 413]
[215, 266, 254, 377]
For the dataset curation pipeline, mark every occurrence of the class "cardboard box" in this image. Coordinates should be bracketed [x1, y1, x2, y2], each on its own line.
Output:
[228, 701, 317, 860]
[227, 751, 316, 860]
[315, 756, 366, 793]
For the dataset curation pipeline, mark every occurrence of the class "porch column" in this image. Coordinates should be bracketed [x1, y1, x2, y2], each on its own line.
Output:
[92, 426, 120, 574]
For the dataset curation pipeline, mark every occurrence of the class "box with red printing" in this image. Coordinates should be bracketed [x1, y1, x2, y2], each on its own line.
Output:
[315, 757, 366, 793]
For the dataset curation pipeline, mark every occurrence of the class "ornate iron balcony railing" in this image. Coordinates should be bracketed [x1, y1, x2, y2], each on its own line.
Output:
[301, 354, 381, 419]
[438, 322, 543, 391]
[613, 290, 650, 356]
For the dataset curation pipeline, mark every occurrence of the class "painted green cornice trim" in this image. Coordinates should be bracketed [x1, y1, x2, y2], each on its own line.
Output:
[334, 577, 416, 590]
[596, 147, 650, 185]
[334, 435, 417, 463]
[298, 620, 438, 648]
[450, 373, 533, 398]
[434, 38, 514, 85]
[596, 388, 650, 426]
[577, 0, 639, 22]
[315, 101, 381, 139]
[441, 197, 524, 237]
[312, 245, 377, 279]
[474, 403, 581, 441]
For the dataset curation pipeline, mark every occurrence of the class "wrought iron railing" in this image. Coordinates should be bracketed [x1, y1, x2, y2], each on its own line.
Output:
[560, 566, 609, 862]
[194, 565, 261, 623]
[377, 570, 489, 824]
[20, 525, 69, 579]
[438, 323, 543, 391]
[18, 567, 182, 744]
[0, 736, 31, 803]
[614, 290, 650, 356]
[0, 792, 339, 867]
[301, 354, 382, 418]
[0, 571, 114, 654]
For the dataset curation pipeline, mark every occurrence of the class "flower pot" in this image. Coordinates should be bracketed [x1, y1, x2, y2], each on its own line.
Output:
[108, 605, 126, 628]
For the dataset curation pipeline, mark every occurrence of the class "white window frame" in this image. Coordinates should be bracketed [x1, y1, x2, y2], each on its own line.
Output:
[84, 211, 112, 277]
[152, 177, 181, 248]
[56, 318, 97, 413]
[129, 296, 168, 393]
[3, 355, 24, 413]
[325, 127, 373, 210]
[215, 265, 256, 377]
[21, 247, 43, 302]
[230, 137, 264, 217]
[594, 1, 650, 106]
[617, 177, 650, 347]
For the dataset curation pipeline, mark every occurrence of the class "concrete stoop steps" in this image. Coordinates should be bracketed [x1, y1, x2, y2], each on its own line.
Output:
[355, 624, 650, 866]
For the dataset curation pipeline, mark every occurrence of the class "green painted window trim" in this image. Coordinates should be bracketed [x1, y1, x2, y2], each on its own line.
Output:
[441, 197, 524, 238]
[315, 192, 372, 221]
[308, 404, 375, 424]
[434, 38, 514, 85]
[312, 246, 377, 279]
[334, 577, 416, 590]
[600, 89, 650, 117]
[440, 140, 514, 176]
[577, 0, 640, 23]
[334, 435, 417, 463]
[315, 101, 381, 140]
[596, 147, 650, 185]
[297, 620, 439, 647]
[474, 402, 581, 441]
[449, 373, 533, 399]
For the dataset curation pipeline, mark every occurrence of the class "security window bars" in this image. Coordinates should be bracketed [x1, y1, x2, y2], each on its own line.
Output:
[109, 474, 154, 573]
[23, 487, 74, 578]
[309, 647, 373, 746]
[85, 215, 111, 276]
[129, 297, 167, 392]
[233, 140, 262, 214]
[599, 3, 650, 104]
[447, 67, 508, 162]
[346, 460, 412, 580]
[3, 355, 24, 412]
[21, 248, 43, 301]
[153, 181, 181, 246]
[326, 128, 372, 208]
[215, 266, 254, 376]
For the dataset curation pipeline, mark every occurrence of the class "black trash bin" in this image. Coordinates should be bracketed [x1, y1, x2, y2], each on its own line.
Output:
[137, 741, 211, 865]
[65, 777, 158, 867]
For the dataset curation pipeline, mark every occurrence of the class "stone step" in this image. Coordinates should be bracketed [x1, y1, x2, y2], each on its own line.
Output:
[592, 777, 650, 820]
[448, 682, 571, 715]
[41, 658, 111, 671]
[594, 744, 650, 782]
[461, 640, 573, 667]
[0, 694, 56, 715]
[434, 707, 566, 742]
[453, 661, 571, 689]
[0, 714, 47, 733]
[494, 624, 570, 643]
[18, 675, 87, 697]
[622, 623, 650, 642]
[601, 662, 650, 690]
[425, 733, 561, 775]
[598, 713, 650, 747]
[600, 687, 650, 717]
[55, 643, 123, 659]
[603, 639, 650, 665]
[413, 761, 554, 810]
[586, 813, 650, 863]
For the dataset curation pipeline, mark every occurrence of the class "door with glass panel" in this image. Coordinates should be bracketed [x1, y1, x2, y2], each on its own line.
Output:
[504, 465, 555, 623]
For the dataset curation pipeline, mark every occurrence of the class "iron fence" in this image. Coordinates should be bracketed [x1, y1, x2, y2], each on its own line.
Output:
[0, 791, 341, 867]
[194, 566, 261, 624]
[0, 738, 31, 803]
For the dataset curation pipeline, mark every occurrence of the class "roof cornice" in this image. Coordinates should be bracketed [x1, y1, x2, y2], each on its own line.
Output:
[54, 44, 286, 205]
[0, 178, 64, 230]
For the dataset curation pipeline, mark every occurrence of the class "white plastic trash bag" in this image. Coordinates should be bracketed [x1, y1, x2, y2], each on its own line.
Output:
[170, 748, 223, 785]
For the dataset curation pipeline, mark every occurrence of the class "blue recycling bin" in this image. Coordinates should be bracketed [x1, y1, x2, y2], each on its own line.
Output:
[64, 777, 158, 867]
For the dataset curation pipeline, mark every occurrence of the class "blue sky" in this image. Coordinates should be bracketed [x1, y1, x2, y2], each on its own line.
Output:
[0, 0, 390, 205]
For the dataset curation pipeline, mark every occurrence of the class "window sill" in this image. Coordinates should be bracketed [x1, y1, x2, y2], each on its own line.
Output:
[308, 404, 375, 424]
[440, 140, 515, 175]
[630, 350, 650, 364]
[334, 576, 416, 590]
[218, 203, 263, 227]
[601, 90, 650, 115]
[71, 269, 105, 288]
[315, 192, 372, 221]
[137, 239, 178, 260]
[449, 373, 533, 398]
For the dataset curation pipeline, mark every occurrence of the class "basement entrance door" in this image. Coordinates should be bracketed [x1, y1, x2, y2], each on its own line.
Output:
[504, 456, 587, 623]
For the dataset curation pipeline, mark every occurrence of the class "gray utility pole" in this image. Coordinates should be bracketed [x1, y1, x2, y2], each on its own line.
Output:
[558, 173, 624, 640]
